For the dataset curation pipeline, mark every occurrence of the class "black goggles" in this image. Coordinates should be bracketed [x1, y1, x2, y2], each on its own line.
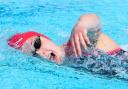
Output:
[32, 36, 41, 56]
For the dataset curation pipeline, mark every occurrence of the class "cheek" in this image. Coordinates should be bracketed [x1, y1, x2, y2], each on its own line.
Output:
[36, 49, 46, 58]
[41, 41, 56, 49]
[45, 44, 57, 50]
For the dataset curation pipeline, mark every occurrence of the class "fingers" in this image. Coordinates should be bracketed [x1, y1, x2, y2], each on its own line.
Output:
[71, 34, 86, 57]
[71, 37, 77, 57]
[70, 31, 90, 57]
[79, 33, 87, 49]
[82, 31, 90, 45]
[74, 35, 81, 57]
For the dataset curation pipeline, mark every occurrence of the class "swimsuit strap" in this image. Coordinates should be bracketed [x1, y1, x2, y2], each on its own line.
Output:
[107, 48, 123, 55]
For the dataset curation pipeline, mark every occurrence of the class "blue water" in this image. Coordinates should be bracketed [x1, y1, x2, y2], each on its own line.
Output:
[0, 0, 128, 89]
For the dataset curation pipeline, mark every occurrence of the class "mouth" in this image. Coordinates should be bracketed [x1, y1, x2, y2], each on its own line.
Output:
[47, 51, 62, 63]
[48, 52, 56, 61]
[49, 54, 55, 61]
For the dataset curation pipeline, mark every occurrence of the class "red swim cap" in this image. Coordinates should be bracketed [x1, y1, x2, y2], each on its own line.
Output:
[7, 31, 50, 49]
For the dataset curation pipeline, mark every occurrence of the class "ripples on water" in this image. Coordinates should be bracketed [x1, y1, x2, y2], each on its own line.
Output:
[1, 2, 128, 89]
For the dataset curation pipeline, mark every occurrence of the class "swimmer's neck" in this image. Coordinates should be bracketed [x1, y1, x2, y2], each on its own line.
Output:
[54, 45, 70, 64]
[60, 43, 74, 58]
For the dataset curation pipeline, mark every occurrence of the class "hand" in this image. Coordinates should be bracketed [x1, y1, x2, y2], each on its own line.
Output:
[69, 23, 90, 57]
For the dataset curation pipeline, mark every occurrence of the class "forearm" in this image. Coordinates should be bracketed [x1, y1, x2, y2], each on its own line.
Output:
[96, 33, 120, 52]
[75, 14, 102, 47]
[69, 14, 103, 56]
[77, 14, 101, 32]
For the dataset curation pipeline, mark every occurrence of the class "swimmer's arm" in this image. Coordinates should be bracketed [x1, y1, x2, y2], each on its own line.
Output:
[69, 14, 102, 57]
[78, 14, 120, 52]
[77, 14, 101, 32]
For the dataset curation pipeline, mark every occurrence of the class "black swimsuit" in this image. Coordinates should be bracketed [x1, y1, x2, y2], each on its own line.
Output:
[63, 48, 128, 80]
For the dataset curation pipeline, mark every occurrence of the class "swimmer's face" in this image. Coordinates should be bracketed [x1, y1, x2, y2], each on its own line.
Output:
[21, 36, 65, 63]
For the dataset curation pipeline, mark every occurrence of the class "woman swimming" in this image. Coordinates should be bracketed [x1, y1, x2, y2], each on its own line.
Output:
[7, 14, 127, 63]
[7, 14, 128, 78]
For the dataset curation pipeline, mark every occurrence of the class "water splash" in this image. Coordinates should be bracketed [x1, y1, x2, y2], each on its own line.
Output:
[121, 44, 128, 51]
[63, 49, 128, 81]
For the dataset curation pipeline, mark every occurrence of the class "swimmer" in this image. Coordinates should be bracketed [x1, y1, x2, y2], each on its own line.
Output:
[7, 14, 127, 64]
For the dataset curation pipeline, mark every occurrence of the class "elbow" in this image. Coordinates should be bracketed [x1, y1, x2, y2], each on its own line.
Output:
[79, 14, 100, 21]
[79, 14, 101, 31]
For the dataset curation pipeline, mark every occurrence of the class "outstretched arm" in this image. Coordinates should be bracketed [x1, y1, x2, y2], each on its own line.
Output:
[69, 14, 101, 57]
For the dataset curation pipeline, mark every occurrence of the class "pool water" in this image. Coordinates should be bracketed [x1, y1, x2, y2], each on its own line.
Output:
[0, 0, 128, 89]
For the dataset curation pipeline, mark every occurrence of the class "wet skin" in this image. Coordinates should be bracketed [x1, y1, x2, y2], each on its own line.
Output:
[21, 36, 65, 63]
[20, 14, 120, 64]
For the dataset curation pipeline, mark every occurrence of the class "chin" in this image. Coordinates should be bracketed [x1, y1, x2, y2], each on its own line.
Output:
[53, 51, 65, 64]
[54, 55, 64, 64]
